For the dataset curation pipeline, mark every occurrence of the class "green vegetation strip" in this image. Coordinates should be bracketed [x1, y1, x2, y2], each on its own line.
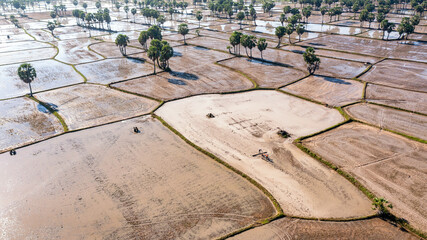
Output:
[27, 95, 69, 132]
[152, 114, 284, 239]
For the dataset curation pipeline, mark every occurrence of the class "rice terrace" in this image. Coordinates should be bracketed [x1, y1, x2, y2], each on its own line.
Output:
[0, 0, 425, 238]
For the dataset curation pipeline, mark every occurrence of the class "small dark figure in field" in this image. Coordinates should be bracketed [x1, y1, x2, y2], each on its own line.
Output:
[133, 127, 140, 133]
[10, 149, 16, 156]
[277, 129, 291, 138]
[253, 149, 272, 162]
[206, 113, 215, 118]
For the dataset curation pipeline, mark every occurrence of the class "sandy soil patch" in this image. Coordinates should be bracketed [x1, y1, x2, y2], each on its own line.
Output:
[0, 116, 275, 239]
[230, 217, 418, 240]
[157, 91, 374, 218]
[220, 57, 306, 88]
[76, 58, 153, 84]
[0, 97, 63, 152]
[35, 84, 158, 130]
[360, 60, 427, 92]
[0, 59, 84, 99]
[301, 35, 427, 62]
[0, 47, 56, 65]
[303, 122, 427, 231]
[54, 38, 104, 64]
[346, 103, 427, 140]
[365, 84, 427, 115]
[90, 41, 143, 58]
[282, 75, 363, 106]
[112, 63, 253, 100]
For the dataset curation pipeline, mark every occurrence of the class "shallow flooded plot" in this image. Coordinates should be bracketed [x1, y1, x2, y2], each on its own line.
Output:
[76, 58, 153, 84]
[282, 75, 363, 106]
[0, 33, 33, 43]
[26, 29, 57, 41]
[0, 40, 51, 53]
[89, 42, 143, 58]
[187, 36, 231, 52]
[360, 60, 427, 92]
[0, 116, 275, 239]
[0, 59, 84, 99]
[0, 97, 63, 152]
[0, 47, 56, 65]
[282, 45, 381, 63]
[112, 63, 253, 100]
[366, 84, 427, 114]
[301, 35, 427, 62]
[35, 84, 158, 130]
[303, 123, 427, 232]
[157, 91, 374, 219]
[346, 103, 427, 140]
[230, 217, 418, 240]
[54, 38, 104, 64]
[220, 57, 306, 88]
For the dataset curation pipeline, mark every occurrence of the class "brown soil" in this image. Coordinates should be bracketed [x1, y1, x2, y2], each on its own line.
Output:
[346, 103, 427, 140]
[157, 91, 375, 219]
[0, 117, 275, 239]
[360, 60, 427, 92]
[230, 218, 419, 240]
[112, 63, 253, 100]
[282, 75, 364, 106]
[54, 38, 104, 64]
[89, 42, 143, 58]
[219, 57, 306, 88]
[365, 84, 427, 115]
[303, 123, 427, 232]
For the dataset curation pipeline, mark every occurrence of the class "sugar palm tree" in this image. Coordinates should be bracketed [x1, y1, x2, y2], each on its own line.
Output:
[115, 34, 130, 55]
[18, 63, 37, 96]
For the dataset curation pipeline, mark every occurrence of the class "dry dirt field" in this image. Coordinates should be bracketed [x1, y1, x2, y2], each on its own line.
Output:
[35, 84, 159, 130]
[346, 103, 427, 140]
[303, 123, 427, 232]
[112, 64, 253, 100]
[156, 91, 374, 219]
[219, 57, 307, 88]
[282, 75, 364, 106]
[360, 60, 427, 91]
[365, 84, 427, 114]
[230, 217, 419, 240]
[0, 97, 63, 152]
[0, 117, 275, 239]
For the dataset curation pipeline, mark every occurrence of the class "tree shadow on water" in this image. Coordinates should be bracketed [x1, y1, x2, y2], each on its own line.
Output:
[321, 76, 351, 85]
[37, 102, 59, 114]
[168, 78, 187, 85]
[126, 56, 146, 63]
[169, 71, 199, 81]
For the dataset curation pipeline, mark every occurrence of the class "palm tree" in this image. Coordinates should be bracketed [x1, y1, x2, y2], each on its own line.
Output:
[236, 11, 244, 29]
[147, 45, 159, 74]
[138, 30, 149, 50]
[295, 24, 305, 42]
[115, 34, 130, 55]
[131, 8, 137, 22]
[257, 38, 267, 59]
[18, 63, 37, 96]
[47, 21, 55, 35]
[372, 197, 393, 216]
[196, 11, 203, 28]
[275, 26, 285, 48]
[178, 23, 189, 44]
[303, 47, 320, 74]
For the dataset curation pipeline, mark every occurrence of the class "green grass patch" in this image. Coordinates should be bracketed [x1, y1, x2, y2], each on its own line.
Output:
[27, 95, 69, 132]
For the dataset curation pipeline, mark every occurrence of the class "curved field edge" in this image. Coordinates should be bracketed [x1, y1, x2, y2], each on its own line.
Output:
[151, 114, 285, 238]
[294, 122, 427, 239]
